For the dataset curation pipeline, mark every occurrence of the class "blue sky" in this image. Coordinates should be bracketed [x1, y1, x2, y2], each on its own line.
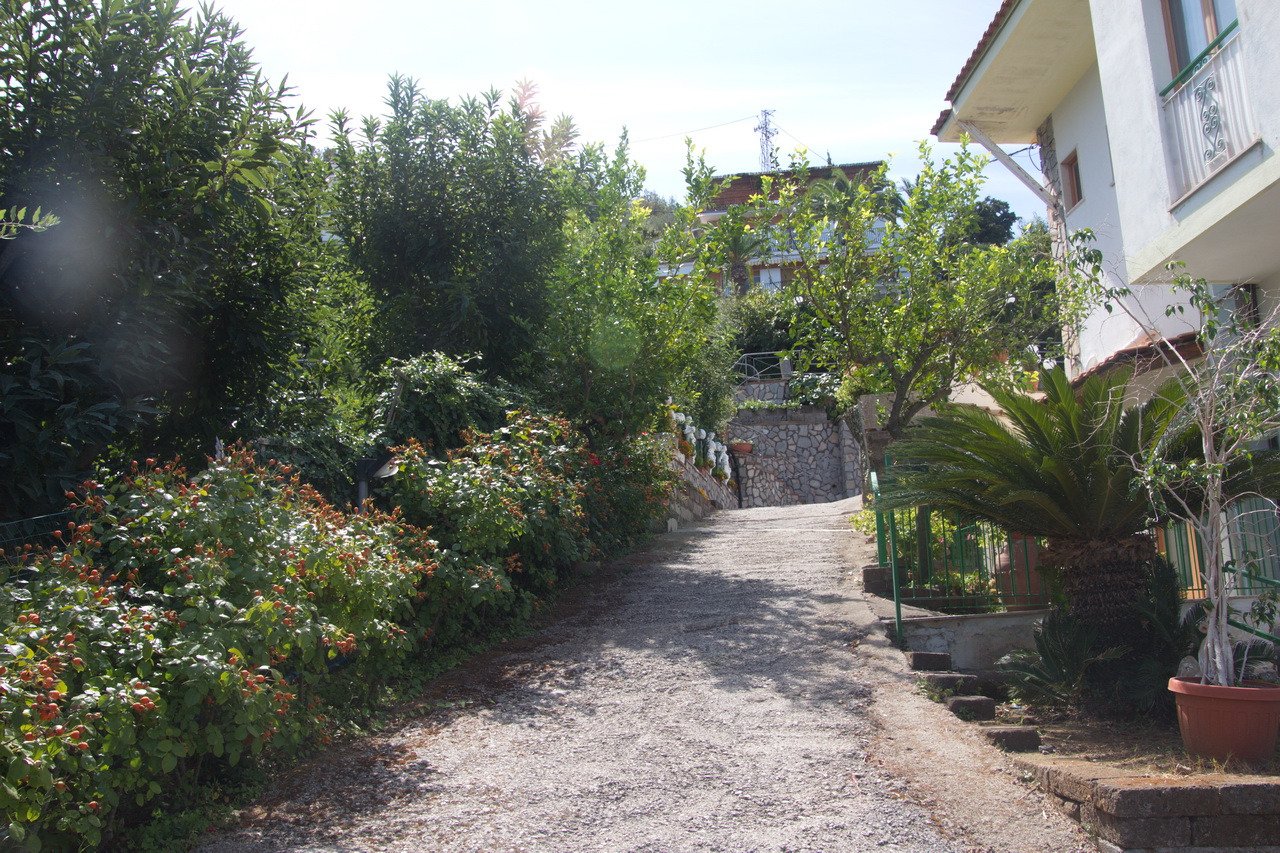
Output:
[201, 0, 1044, 223]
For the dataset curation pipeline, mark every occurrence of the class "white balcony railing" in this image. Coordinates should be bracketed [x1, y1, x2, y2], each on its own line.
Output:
[1161, 28, 1258, 202]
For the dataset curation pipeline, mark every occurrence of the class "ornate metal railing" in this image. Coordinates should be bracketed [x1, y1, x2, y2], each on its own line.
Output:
[1161, 25, 1258, 202]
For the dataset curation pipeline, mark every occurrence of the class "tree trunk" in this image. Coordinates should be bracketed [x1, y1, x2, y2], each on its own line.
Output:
[730, 260, 750, 296]
[1045, 536, 1156, 650]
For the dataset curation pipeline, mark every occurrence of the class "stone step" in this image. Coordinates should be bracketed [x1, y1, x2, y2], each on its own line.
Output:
[919, 672, 979, 695]
[944, 695, 996, 721]
[861, 564, 891, 596]
[907, 651, 952, 671]
[980, 725, 1041, 752]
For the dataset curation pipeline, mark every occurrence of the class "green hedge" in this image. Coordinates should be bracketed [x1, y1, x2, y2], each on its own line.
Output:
[0, 416, 671, 849]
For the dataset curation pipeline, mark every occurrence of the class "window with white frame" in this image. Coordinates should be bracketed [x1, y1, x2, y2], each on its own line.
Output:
[753, 267, 782, 291]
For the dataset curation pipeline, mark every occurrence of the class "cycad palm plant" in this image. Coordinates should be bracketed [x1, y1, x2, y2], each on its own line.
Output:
[882, 367, 1180, 646]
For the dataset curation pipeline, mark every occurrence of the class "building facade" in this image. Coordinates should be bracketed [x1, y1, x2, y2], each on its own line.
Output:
[699, 162, 882, 293]
[933, 0, 1280, 379]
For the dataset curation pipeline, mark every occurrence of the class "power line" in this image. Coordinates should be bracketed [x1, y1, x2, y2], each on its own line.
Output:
[633, 114, 757, 144]
[774, 122, 815, 156]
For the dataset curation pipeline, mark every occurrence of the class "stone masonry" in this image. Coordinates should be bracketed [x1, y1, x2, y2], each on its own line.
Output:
[666, 440, 738, 530]
[728, 406, 862, 508]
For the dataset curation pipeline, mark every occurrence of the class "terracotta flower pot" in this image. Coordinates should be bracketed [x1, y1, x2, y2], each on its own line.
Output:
[728, 441, 753, 455]
[993, 532, 1044, 612]
[1168, 676, 1280, 764]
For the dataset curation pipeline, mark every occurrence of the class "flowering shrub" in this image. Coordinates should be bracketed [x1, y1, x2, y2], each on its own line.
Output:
[387, 412, 591, 600]
[581, 433, 675, 556]
[0, 415, 676, 849]
[0, 449, 467, 850]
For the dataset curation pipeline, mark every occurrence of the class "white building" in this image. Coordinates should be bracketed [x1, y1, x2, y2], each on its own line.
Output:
[932, 0, 1280, 380]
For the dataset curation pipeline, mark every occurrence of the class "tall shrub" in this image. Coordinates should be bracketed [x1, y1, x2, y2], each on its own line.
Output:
[328, 77, 565, 377]
[0, 0, 316, 514]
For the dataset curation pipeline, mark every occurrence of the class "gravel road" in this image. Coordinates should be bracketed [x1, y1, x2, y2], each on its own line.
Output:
[202, 499, 1089, 853]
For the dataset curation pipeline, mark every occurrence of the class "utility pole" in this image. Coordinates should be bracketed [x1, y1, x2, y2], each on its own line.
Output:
[754, 109, 778, 171]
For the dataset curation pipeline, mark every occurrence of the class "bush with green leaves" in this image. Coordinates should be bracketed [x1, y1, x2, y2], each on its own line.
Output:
[727, 287, 794, 356]
[999, 610, 1125, 707]
[0, 0, 325, 512]
[537, 140, 725, 438]
[0, 448, 510, 850]
[387, 411, 592, 603]
[375, 354, 525, 456]
[328, 77, 565, 377]
[581, 433, 676, 556]
[0, 336, 149, 517]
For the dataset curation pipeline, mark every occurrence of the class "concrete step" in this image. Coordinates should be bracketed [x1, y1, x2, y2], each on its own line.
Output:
[907, 651, 952, 671]
[918, 672, 979, 695]
[980, 725, 1041, 752]
[944, 695, 996, 721]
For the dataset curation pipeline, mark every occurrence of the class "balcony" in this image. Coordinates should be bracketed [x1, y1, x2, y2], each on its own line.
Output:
[1161, 25, 1259, 204]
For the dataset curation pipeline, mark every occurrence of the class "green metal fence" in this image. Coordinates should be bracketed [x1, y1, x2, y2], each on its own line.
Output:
[872, 473, 1280, 646]
[1159, 498, 1280, 644]
[1160, 497, 1280, 598]
[870, 472, 1052, 644]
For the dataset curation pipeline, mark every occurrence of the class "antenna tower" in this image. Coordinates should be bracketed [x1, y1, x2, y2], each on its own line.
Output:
[754, 109, 778, 171]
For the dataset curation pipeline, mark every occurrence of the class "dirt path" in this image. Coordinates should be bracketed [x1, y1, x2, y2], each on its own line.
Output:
[202, 499, 1089, 852]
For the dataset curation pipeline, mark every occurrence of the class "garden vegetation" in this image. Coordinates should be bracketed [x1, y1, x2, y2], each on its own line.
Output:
[0, 1, 713, 848]
[0, 1, 1087, 846]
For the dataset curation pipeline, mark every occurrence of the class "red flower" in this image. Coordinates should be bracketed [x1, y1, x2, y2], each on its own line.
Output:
[587, 453, 601, 466]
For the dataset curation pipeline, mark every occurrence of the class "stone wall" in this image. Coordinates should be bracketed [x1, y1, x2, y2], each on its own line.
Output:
[735, 378, 788, 404]
[895, 610, 1049, 670]
[727, 407, 862, 508]
[1015, 752, 1280, 851]
[666, 440, 738, 529]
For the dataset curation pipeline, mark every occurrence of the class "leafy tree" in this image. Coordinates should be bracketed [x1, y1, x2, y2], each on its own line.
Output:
[707, 206, 770, 296]
[0, 0, 311, 515]
[640, 191, 680, 243]
[328, 76, 565, 377]
[728, 287, 794, 356]
[760, 143, 1062, 449]
[536, 139, 725, 437]
[1113, 273, 1280, 686]
[968, 196, 1018, 246]
[511, 79, 580, 166]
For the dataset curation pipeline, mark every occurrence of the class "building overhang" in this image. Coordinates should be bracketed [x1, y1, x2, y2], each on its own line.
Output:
[933, 0, 1095, 144]
[1128, 151, 1280, 285]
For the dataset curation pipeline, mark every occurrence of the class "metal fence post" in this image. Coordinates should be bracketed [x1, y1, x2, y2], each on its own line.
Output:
[871, 472, 888, 566]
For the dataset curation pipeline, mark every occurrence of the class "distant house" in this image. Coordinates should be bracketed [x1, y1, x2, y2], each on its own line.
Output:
[699, 162, 883, 294]
[932, 0, 1280, 387]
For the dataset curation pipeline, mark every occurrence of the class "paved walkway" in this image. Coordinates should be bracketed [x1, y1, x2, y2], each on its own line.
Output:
[204, 499, 1088, 852]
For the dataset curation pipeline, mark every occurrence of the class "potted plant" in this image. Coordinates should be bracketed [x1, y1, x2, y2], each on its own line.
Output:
[1169, 589, 1280, 763]
[1106, 272, 1280, 763]
[728, 437, 754, 454]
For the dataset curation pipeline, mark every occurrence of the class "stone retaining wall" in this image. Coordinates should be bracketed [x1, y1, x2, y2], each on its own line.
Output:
[727, 407, 862, 508]
[735, 379, 788, 404]
[667, 445, 738, 529]
[1014, 753, 1280, 851]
